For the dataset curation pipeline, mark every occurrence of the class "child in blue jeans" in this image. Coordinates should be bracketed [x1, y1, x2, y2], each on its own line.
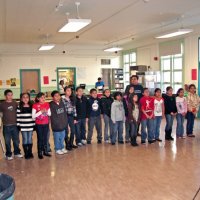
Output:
[50, 91, 68, 155]
[140, 88, 155, 144]
[111, 92, 125, 145]
[0, 89, 23, 160]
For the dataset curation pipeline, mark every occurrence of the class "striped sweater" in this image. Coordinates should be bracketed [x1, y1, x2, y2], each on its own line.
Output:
[17, 106, 35, 132]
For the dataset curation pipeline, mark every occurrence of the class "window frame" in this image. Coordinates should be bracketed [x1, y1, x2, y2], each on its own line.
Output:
[122, 50, 137, 87]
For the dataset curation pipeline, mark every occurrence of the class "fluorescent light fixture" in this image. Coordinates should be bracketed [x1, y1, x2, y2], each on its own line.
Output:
[156, 29, 193, 39]
[39, 44, 55, 51]
[59, 18, 91, 32]
[104, 47, 123, 52]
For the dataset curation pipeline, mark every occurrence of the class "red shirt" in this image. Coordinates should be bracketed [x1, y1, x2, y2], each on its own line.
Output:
[32, 102, 50, 125]
[139, 96, 154, 120]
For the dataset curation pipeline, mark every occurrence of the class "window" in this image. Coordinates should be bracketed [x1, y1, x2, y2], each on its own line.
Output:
[161, 53, 183, 93]
[123, 51, 136, 87]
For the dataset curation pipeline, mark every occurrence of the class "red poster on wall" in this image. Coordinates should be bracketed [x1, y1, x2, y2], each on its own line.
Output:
[43, 76, 49, 84]
[191, 69, 197, 80]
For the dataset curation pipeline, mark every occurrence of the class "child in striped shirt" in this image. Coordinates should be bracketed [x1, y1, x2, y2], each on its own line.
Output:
[17, 93, 35, 159]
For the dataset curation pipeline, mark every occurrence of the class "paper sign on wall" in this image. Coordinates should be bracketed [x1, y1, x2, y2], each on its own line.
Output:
[191, 69, 197, 80]
[43, 76, 49, 84]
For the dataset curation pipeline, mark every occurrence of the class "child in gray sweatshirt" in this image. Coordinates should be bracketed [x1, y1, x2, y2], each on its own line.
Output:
[111, 92, 125, 145]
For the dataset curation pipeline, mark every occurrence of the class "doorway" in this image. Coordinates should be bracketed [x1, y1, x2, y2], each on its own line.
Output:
[20, 69, 41, 95]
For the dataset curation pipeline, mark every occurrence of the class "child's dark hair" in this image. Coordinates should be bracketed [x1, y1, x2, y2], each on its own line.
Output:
[154, 88, 161, 95]
[142, 88, 149, 93]
[90, 88, 97, 94]
[19, 93, 32, 110]
[166, 86, 173, 92]
[35, 92, 45, 103]
[103, 89, 110, 95]
[189, 84, 196, 90]
[76, 86, 83, 92]
[124, 86, 134, 96]
[129, 93, 138, 109]
[51, 90, 60, 97]
[4, 89, 13, 96]
[176, 88, 184, 96]
[59, 80, 64, 85]
[64, 86, 72, 92]
[64, 86, 75, 105]
[114, 91, 122, 100]
[131, 75, 139, 80]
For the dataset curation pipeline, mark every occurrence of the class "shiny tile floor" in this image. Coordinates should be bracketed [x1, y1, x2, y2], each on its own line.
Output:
[0, 120, 200, 200]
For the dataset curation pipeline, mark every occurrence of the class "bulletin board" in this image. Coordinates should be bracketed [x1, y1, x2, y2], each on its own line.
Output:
[57, 67, 76, 90]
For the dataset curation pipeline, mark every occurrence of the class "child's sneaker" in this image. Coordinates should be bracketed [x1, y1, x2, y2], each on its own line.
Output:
[61, 149, 68, 154]
[148, 140, 155, 144]
[81, 140, 87, 145]
[77, 143, 82, 146]
[118, 141, 124, 144]
[111, 142, 115, 145]
[14, 154, 23, 158]
[87, 141, 91, 144]
[141, 141, 146, 145]
[105, 140, 109, 143]
[56, 150, 64, 155]
[97, 140, 102, 144]
[6, 156, 13, 161]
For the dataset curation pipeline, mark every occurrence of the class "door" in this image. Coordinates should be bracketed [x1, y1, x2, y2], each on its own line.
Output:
[20, 69, 41, 94]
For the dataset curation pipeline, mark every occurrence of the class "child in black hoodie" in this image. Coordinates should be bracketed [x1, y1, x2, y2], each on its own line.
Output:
[75, 87, 88, 146]
[87, 88, 102, 144]
[50, 91, 68, 155]
[101, 89, 113, 143]
[163, 86, 177, 141]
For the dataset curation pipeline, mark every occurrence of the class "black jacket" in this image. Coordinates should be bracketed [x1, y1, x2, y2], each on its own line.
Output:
[163, 94, 177, 114]
[100, 96, 113, 118]
[49, 101, 68, 132]
[87, 97, 101, 118]
[75, 95, 88, 120]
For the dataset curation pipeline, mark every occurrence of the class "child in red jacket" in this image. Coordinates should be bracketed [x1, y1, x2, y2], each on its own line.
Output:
[139, 88, 155, 145]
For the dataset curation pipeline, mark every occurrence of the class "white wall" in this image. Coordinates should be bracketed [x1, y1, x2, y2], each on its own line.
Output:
[137, 44, 160, 70]
[0, 54, 120, 99]
[124, 34, 200, 87]
[184, 34, 199, 86]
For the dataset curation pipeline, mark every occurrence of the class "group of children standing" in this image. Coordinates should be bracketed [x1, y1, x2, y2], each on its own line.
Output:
[0, 76, 199, 160]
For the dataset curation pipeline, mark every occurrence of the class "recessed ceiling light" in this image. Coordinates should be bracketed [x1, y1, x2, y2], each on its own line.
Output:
[155, 28, 193, 39]
[39, 44, 55, 51]
[104, 47, 123, 52]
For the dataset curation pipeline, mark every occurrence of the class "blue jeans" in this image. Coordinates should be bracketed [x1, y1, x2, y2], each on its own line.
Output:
[21, 131, 33, 144]
[3, 125, 21, 157]
[141, 119, 154, 142]
[103, 114, 113, 141]
[165, 114, 174, 138]
[53, 130, 65, 151]
[111, 121, 124, 143]
[186, 112, 195, 135]
[176, 114, 185, 137]
[87, 116, 102, 142]
[154, 116, 162, 139]
[66, 115, 76, 145]
[75, 118, 86, 144]
[129, 121, 137, 138]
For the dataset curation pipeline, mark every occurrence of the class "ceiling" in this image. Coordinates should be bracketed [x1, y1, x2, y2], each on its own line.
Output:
[0, 0, 200, 55]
